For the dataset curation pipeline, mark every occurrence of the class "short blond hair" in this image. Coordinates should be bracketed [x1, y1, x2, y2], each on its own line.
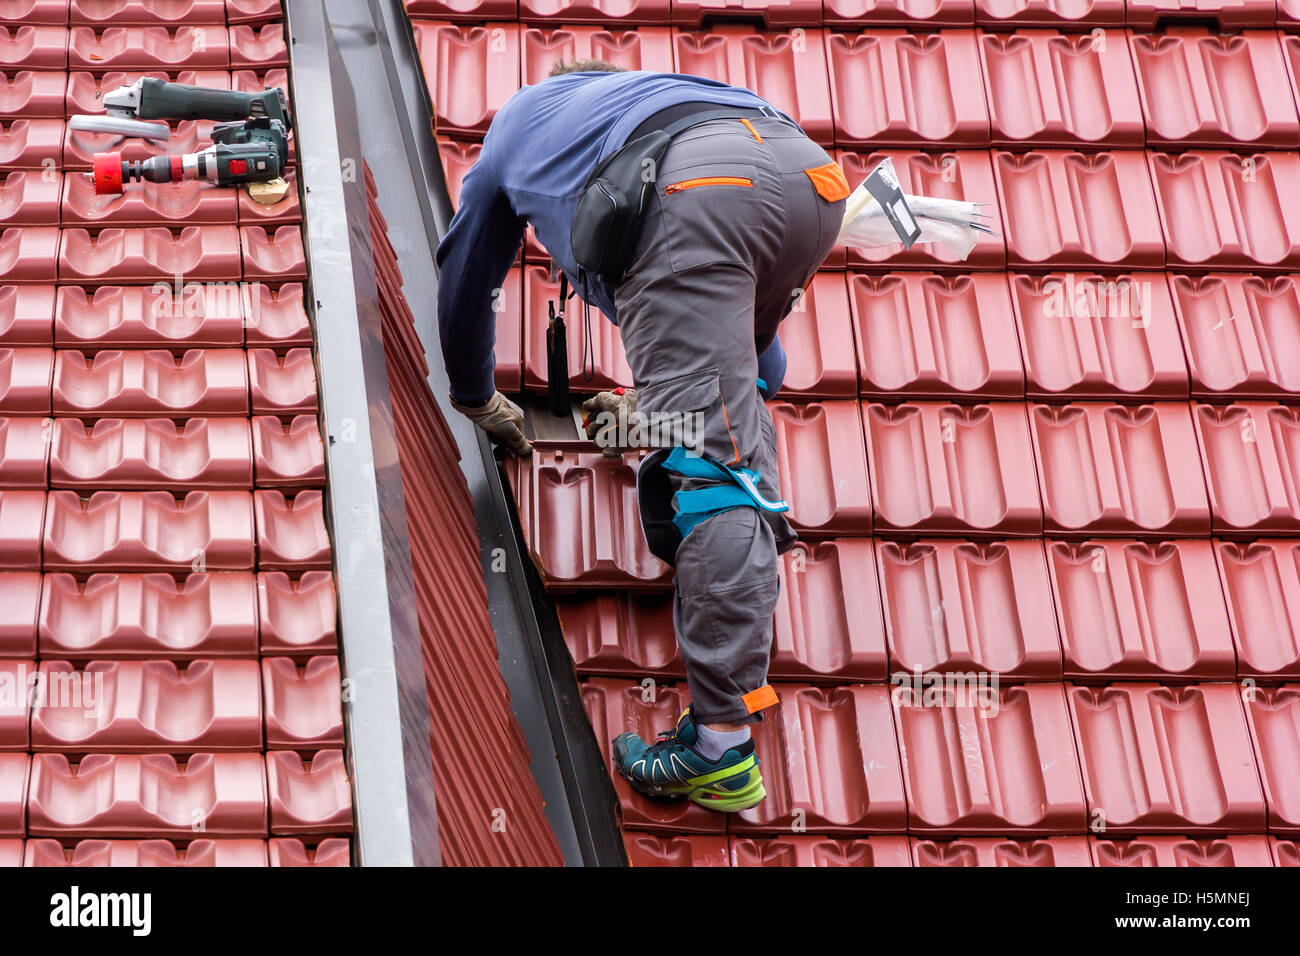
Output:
[548, 59, 627, 78]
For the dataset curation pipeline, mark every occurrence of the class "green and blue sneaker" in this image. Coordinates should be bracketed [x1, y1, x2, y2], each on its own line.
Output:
[612, 706, 765, 813]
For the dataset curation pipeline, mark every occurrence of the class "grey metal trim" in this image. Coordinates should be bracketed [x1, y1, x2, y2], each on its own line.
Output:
[285, 0, 440, 867]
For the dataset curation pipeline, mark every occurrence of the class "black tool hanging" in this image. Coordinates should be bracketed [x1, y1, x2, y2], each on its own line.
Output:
[546, 272, 571, 416]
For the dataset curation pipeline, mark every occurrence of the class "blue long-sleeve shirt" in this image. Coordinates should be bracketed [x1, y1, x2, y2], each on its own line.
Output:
[436, 70, 791, 405]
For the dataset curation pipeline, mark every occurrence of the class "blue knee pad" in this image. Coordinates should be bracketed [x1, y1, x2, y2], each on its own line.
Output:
[637, 446, 789, 566]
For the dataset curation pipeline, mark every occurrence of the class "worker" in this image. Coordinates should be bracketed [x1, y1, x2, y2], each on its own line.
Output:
[437, 61, 847, 813]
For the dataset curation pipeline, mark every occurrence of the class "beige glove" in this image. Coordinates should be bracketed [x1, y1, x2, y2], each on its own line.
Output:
[581, 387, 637, 458]
[451, 391, 532, 457]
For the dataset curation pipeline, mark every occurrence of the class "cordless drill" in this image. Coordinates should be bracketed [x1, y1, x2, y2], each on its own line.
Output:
[91, 117, 289, 195]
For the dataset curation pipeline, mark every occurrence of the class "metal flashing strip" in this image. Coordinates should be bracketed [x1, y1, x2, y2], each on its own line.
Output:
[285, 0, 440, 867]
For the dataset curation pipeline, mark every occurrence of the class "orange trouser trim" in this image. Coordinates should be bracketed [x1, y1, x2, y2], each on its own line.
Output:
[740, 117, 763, 142]
[742, 684, 779, 714]
[805, 160, 851, 202]
[664, 175, 754, 193]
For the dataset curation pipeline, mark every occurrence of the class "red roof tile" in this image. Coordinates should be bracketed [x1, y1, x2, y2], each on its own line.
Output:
[866, 401, 1041, 536]
[736, 683, 906, 832]
[914, 835, 1092, 866]
[267, 836, 350, 866]
[1068, 682, 1266, 833]
[879, 538, 1061, 679]
[413, 22, 521, 138]
[266, 749, 352, 835]
[257, 570, 337, 658]
[53, 349, 249, 416]
[1030, 402, 1209, 536]
[0, 417, 50, 487]
[54, 285, 245, 349]
[0, 1, 70, 26]
[0, 72, 67, 118]
[1241, 684, 1300, 834]
[67, 26, 231, 72]
[853, 272, 1023, 399]
[1046, 538, 1237, 681]
[0, 30, 67, 76]
[49, 418, 255, 488]
[776, 273, 859, 399]
[0, 118, 63, 172]
[1012, 273, 1187, 400]
[38, 572, 260, 660]
[517, 0, 667, 23]
[27, 752, 268, 839]
[1171, 275, 1300, 400]
[828, 30, 989, 147]
[996, 150, 1163, 270]
[1215, 540, 1300, 679]
[776, 538, 888, 680]
[521, 25, 674, 82]
[1133, 29, 1299, 148]
[0, 571, 39, 657]
[772, 400, 874, 535]
[31, 659, 263, 753]
[1151, 151, 1300, 271]
[508, 443, 674, 588]
[25, 838, 269, 867]
[624, 832, 729, 866]
[983, 29, 1143, 147]
[734, 834, 912, 866]
[44, 490, 256, 570]
[69, 1, 228, 27]
[1091, 834, 1274, 867]
[252, 415, 325, 488]
[1195, 402, 1300, 535]
[897, 682, 1085, 834]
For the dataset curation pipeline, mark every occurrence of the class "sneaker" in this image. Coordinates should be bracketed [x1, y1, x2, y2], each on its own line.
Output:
[611, 706, 765, 813]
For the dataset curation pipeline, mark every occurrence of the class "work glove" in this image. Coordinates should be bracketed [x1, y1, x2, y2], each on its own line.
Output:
[581, 387, 637, 458]
[451, 391, 532, 457]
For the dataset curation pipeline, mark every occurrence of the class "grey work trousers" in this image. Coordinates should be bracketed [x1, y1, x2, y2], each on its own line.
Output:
[614, 116, 844, 724]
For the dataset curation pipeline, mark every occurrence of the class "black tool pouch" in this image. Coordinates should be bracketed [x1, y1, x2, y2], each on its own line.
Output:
[545, 272, 571, 416]
[570, 130, 670, 286]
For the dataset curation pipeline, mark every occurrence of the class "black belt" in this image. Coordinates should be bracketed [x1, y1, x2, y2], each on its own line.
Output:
[627, 101, 782, 144]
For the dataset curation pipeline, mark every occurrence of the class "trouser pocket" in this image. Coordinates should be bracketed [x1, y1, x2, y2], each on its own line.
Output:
[635, 366, 734, 463]
[654, 156, 765, 272]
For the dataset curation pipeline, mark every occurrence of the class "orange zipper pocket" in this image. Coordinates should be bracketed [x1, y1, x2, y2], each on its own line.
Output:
[664, 175, 754, 194]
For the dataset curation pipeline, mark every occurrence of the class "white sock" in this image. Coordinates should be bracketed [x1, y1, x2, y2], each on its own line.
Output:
[694, 724, 750, 762]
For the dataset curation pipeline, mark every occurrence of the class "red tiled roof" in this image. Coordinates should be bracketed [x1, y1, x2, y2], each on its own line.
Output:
[363, 163, 564, 866]
[416, 0, 1300, 865]
[0, 2, 352, 867]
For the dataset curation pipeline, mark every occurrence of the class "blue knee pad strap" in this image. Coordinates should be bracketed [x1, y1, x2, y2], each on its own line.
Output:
[659, 446, 789, 539]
